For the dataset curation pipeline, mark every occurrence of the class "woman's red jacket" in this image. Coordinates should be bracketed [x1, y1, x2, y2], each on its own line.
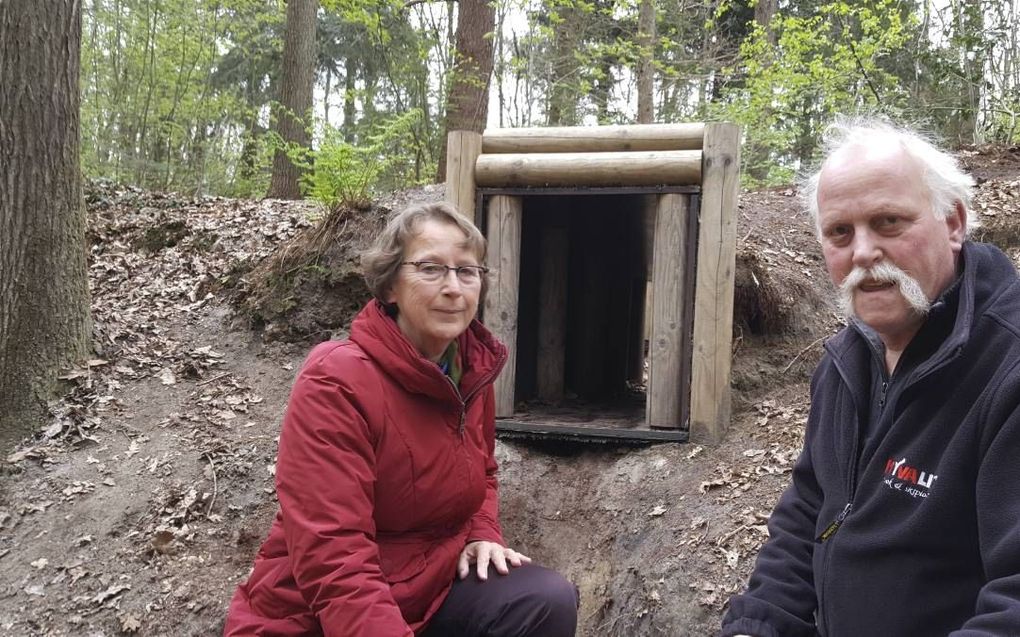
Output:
[224, 300, 508, 636]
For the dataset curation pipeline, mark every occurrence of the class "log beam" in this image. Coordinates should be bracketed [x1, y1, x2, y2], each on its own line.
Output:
[475, 150, 702, 188]
[482, 123, 705, 153]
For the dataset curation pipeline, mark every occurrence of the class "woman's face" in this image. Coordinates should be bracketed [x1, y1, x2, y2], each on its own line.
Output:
[385, 219, 483, 361]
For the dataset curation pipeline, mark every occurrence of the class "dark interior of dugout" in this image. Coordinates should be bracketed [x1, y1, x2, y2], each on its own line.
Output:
[493, 193, 656, 423]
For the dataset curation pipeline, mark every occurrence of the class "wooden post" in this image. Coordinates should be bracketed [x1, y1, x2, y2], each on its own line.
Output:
[689, 123, 741, 443]
[484, 195, 523, 417]
[537, 221, 568, 402]
[445, 131, 482, 221]
[647, 193, 689, 429]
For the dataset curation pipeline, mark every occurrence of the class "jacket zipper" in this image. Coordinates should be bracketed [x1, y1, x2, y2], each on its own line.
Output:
[816, 347, 873, 637]
[444, 346, 508, 439]
[816, 340, 963, 635]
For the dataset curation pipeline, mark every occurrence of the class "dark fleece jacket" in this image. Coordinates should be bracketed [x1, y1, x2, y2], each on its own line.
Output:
[721, 242, 1020, 637]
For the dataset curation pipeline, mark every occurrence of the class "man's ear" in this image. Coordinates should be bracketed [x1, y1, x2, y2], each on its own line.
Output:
[947, 200, 967, 250]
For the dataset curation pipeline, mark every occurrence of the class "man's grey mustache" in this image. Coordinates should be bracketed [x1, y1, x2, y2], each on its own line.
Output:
[838, 262, 931, 319]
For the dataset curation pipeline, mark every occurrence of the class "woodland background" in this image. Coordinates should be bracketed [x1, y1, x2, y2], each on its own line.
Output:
[3, 1, 1020, 635]
[79, 0, 1020, 202]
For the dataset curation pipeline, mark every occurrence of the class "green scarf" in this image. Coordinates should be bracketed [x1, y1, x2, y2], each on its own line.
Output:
[438, 340, 463, 387]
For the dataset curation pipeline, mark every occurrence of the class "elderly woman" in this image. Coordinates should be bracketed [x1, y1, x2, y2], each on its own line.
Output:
[224, 202, 578, 637]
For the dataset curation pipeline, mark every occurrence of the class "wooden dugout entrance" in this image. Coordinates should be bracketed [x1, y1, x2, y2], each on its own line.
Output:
[445, 123, 740, 444]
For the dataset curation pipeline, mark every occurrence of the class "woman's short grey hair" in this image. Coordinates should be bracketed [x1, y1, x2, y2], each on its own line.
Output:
[361, 201, 488, 301]
[801, 115, 977, 235]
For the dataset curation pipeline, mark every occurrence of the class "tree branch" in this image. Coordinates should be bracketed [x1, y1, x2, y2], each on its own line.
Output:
[835, 14, 882, 106]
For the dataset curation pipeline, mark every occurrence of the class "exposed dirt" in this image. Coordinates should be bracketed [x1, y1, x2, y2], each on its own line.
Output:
[2, 151, 1019, 637]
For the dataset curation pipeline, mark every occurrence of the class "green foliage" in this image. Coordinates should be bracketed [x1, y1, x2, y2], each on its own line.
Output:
[710, 0, 913, 186]
[81, 0, 285, 195]
[295, 109, 431, 211]
[78, 0, 1020, 197]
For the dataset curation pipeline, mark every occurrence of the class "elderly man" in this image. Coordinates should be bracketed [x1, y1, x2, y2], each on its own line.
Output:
[720, 117, 1020, 637]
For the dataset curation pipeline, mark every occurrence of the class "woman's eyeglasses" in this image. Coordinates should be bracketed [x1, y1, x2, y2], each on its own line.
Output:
[400, 261, 489, 285]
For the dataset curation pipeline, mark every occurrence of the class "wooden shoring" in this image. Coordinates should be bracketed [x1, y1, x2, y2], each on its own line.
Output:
[689, 123, 741, 444]
[474, 150, 702, 188]
[536, 215, 568, 402]
[445, 131, 483, 220]
[484, 195, 523, 417]
[647, 193, 690, 429]
[482, 123, 705, 154]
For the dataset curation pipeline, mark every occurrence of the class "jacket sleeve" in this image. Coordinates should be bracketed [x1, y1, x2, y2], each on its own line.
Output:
[275, 347, 413, 637]
[467, 385, 504, 544]
[952, 373, 1020, 636]
[721, 382, 825, 637]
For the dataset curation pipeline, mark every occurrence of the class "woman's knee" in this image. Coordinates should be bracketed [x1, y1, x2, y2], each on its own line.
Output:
[517, 565, 578, 635]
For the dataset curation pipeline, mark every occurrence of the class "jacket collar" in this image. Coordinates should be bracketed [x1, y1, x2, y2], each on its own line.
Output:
[350, 300, 507, 402]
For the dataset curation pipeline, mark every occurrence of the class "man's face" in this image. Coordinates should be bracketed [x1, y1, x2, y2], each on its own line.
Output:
[816, 143, 966, 350]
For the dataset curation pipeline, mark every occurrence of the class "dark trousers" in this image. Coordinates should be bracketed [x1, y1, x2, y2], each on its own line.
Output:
[420, 563, 578, 637]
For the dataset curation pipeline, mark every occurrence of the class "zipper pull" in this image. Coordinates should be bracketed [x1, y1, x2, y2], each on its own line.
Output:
[459, 408, 466, 439]
[816, 502, 852, 543]
[878, 381, 889, 410]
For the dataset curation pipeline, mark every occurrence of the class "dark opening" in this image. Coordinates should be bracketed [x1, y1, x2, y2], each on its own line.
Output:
[478, 188, 698, 442]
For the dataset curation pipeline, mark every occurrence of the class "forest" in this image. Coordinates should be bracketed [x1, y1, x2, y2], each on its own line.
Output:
[77, 0, 1020, 199]
[3, 0, 1020, 635]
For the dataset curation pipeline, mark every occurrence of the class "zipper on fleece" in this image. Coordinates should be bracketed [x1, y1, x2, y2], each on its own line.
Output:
[816, 502, 852, 542]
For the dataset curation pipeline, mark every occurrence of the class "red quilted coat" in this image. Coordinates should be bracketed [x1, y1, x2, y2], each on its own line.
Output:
[224, 300, 507, 636]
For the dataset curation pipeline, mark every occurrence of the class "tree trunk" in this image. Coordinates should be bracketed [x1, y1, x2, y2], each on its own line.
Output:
[547, 3, 582, 126]
[636, 0, 656, 123]
[0, 0, 92, 450]
[956, 0, 984, 145]
[343, 56, 357, 143]
[266, 0, 318, 199]
[754, 0, 777, 44]
[436, 0, 496, 182]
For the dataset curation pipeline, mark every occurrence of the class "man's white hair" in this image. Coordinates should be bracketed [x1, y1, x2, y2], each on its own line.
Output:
[801, 116, 978, 234]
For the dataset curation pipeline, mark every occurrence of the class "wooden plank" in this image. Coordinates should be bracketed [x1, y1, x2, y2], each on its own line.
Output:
[444, 130, 482, 221]
[537, 223, 567, 402]
[646, 193, 689, 430]
[497, 420, 688, 443]
[483, 123, 705, 153]
[627, 194, 656, 383]
[474, 150, 702, 188]
[689, 123, 741, 444]
[484, 195, 523, 417]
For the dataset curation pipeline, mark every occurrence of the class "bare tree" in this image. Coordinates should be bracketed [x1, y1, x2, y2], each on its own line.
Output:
[267, 0, 319, 199]
[0, 0, 92, 449]
[437, 0, 496, 182]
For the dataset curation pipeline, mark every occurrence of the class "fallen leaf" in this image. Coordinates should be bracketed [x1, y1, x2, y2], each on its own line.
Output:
[159, 368, 176, 385]
[120, 614, 142, 633]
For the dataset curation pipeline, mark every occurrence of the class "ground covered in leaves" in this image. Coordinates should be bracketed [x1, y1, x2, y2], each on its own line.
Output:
[2, 146, 1020, 636]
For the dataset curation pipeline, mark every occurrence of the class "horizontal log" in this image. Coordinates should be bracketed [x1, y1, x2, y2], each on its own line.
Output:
[474, 150, 702, 187]
[482, 123, 705, 153]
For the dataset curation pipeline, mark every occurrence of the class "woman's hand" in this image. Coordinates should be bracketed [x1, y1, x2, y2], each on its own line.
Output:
[457, 541, 532, 581]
